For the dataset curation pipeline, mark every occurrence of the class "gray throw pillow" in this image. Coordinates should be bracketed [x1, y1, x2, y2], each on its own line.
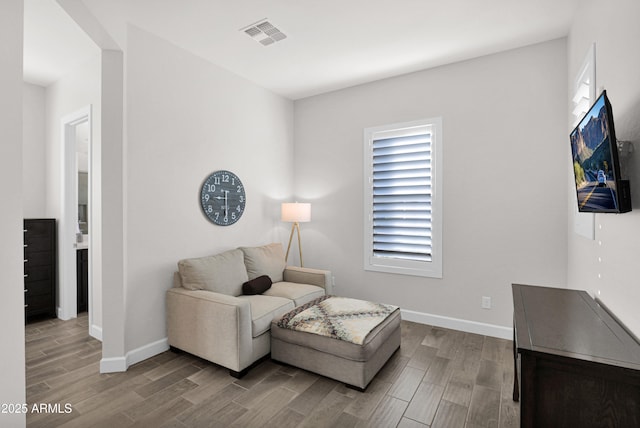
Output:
[177, 248, 248, 296]
[239, 243, 286, 282]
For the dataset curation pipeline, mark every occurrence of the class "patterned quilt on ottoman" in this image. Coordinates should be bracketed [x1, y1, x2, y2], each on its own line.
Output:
[276, 295, 398, 345]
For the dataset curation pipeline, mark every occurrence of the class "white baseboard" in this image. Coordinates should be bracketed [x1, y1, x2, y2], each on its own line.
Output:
[56, 306, 71, 321]
[401, 308, 512, 340]
[127, 338, 170, 368]
[100, 356, 127, 373]
[97, 310, 511, 374]
[100, 337, 169, 374]
[89, 324, 103, 341]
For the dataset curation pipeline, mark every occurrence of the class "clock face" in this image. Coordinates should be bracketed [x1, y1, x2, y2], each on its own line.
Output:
[200, 170, 246, 226]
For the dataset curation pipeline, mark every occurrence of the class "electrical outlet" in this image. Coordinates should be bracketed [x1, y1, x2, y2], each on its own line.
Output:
[481, 296, 491, 309]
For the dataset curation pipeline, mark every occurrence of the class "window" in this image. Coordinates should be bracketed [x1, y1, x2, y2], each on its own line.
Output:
[572, 44, 596, 240]
[572, 44, 596, 127]
[363, 118, 442, 278]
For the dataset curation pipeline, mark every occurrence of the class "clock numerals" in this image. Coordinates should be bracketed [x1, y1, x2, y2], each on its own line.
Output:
[200, 170, 246, 226]
[214, 173, 233, 185]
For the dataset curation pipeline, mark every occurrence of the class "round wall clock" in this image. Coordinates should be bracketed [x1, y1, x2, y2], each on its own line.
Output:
[200, 170, 246, 226]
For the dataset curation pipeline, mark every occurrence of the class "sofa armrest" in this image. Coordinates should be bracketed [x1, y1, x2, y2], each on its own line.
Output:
[166, 287, 253, 372]
[283, 266, 333, 294]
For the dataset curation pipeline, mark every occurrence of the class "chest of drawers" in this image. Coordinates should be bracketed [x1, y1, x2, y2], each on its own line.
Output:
[24, 219, 57, 320]
[512, 284, 640, 427]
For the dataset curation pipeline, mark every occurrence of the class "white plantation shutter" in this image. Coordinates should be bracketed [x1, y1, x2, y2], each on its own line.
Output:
[573, 45, 595, 127]
[372, 132, 432, 261]
[572, 81, 590, 123]
[364, 118, 442, 278]
[572, 44, 596, 241]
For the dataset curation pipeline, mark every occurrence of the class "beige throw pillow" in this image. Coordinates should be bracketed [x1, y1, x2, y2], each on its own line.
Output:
[240, 243, 286, 283]
[177, 248, 248, 296]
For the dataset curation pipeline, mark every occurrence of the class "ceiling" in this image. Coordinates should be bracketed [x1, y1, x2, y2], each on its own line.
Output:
[24, 0, 580, 100]
[23, 0, 99, 87]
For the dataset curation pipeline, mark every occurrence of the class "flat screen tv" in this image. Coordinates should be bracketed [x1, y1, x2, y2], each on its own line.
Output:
[570, 90, 631, 213]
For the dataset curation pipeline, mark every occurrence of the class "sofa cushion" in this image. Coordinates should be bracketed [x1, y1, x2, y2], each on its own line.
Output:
[264, 282, 326, 306]
[242, 275, 273, 295]
[239, 243, 286, 282]
[237, 295, 294, 337]
[177, 249, 248, 296]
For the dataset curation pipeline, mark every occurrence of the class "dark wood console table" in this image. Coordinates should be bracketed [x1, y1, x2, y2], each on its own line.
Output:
[512, 284, 640, 427]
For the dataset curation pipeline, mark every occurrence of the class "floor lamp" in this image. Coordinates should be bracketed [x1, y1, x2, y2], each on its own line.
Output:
[281, 202, 311, 267]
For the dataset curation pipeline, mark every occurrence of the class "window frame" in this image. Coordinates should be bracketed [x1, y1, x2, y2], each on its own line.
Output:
[363, 117, 443, 278]
[571, 44, 596, 240]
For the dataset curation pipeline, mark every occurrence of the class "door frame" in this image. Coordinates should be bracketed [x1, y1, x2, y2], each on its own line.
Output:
[59, 105, 92, 327]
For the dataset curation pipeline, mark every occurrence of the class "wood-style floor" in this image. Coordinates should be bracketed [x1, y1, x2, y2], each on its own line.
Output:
[25, 314, 519, 427]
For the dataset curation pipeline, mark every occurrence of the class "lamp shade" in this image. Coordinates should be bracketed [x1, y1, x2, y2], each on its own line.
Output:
[281, 202, 311, 223]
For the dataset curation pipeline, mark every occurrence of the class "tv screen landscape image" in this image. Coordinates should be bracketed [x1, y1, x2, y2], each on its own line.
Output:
[570, 91, 630, 213]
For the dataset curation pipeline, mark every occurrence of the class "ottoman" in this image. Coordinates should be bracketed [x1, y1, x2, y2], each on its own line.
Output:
[271, 296, 401, 390]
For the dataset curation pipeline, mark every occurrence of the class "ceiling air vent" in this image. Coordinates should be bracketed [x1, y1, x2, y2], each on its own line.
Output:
[241, 19, 287, 46]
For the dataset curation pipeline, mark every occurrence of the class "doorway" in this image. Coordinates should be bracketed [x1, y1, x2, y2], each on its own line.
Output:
[60, 106, 96, 338]
[24, 0, 125, 373]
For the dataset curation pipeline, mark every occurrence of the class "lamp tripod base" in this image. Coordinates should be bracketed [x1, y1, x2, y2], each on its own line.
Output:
[285, 222, 303, 267]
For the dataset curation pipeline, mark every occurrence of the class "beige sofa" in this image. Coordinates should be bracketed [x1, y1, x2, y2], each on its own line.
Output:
[166, 243, 332, 377]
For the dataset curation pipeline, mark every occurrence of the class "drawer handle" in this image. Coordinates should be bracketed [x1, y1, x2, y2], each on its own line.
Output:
[23, 229, 27, 232]
[23, 244, 28, 248]
[24, 274, 28, 278]
[24, 259, 28, 263]
[24, 304, 28, 308]
[24, 289, 28, 293]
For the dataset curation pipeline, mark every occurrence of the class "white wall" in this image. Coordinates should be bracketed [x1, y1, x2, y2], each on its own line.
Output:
[123, 26, 294, 352]
[567, 0, 640, 337]
[98, 48, 126, 369]
[45, 55, 102, 331]
[23, 83, 47, 217]
[0, 0, 26, 426]
[294, 39, 569, 332]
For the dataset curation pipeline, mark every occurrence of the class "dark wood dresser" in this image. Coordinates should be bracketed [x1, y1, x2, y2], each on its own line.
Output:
[24, 219, 57, 320]
[512, 284, 640, 427]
